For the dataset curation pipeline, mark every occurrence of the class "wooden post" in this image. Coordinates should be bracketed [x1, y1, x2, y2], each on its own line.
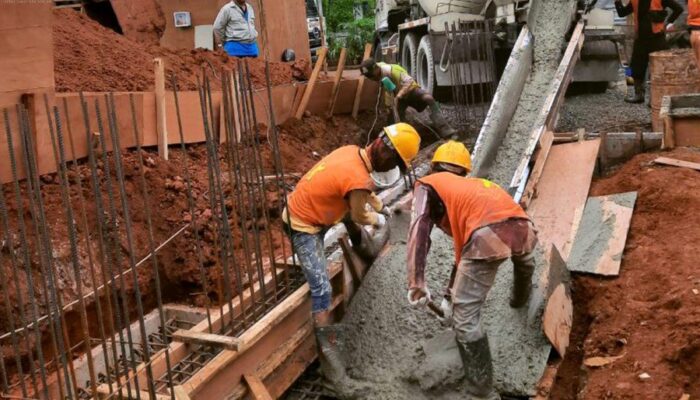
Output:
[352, 43, 374, 119]
[294, 47, 328, 120]
[154, 58, 168, 160]
[243, 375, 274, 400]
[327, 48, 347, 118]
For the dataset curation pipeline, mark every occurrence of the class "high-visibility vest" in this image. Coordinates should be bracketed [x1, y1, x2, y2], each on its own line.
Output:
[689, 0, 700, 27]
[288, 145, 373, 227]
[631, 0, 667, 34]
[417, 172, 529, 264]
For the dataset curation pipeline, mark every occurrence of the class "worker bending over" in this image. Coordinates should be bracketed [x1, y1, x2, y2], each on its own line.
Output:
[689, 1, 700, 68]
[284, 123, 421, 399]
[360, 58, 458, 139]
[615, 0, 682, 103]
[405, 141, 538, 400]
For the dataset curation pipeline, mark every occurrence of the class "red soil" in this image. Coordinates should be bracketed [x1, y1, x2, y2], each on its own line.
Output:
[550, 148, 700, 399]
[53, 9, 309, 92]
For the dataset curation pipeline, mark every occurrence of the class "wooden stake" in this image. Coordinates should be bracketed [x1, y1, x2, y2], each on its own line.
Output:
[654, 156, 700, 171]
[327, 48, 347, 118]
[352, 43, 374, 119]
[243, 375, 274, 400]
[294, 47, 328, 120]
[154, 58, 169, 160]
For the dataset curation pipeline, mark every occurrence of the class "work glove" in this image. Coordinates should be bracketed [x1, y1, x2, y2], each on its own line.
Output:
[436, 296, 454, 326]
[374, 213, 387, 228]
[666, 23, 676, 32]
[407, 287, 432, 308]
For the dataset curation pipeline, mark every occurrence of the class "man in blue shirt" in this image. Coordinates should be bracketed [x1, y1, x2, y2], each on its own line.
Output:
[214, 0, 259, 58]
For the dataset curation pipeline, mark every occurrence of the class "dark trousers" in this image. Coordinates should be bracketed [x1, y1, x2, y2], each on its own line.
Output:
[630, 34, 668, 81]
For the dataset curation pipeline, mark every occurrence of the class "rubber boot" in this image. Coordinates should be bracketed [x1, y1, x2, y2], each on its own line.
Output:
[315, 324, 372, 399]
[457, 335, 501, 400]
[625, 81, 645, 104]
[429, 103, 458, 139]
[510, 265, 533, 308]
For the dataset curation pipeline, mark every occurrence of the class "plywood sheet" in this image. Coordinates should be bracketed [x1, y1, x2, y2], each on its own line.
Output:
[527, 139, 601, 261]
[567, 192, 637, 276]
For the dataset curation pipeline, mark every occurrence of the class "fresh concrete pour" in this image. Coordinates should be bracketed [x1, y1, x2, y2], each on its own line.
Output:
[338, 0, 578, 397]
[488, 0, 578, 188]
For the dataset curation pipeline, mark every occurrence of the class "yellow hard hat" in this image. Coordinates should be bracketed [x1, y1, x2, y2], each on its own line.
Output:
[382, 123, 421, 168]
[432, 140, 472, 172]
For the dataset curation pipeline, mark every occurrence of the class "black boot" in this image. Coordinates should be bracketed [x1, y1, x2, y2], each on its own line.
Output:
[510, 254, 534, 308]
[315, 324, 372, 399]
[625, 81, 645, 104]
[457, 335, 501, 400]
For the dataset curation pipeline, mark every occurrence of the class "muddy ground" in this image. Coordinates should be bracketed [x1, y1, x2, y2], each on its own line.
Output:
[549, 147, 700, 400]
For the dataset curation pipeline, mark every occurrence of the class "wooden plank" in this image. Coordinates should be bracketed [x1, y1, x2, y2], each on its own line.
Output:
[352, 43, 374, 119]
[654, 156, 700, 171]
[154, 58, 168, 160]
[527, 139, 600, 261]
[567, 192, 637, 276]
[520, 130, 554, 208]
[543, 284, 572, 357]
[510, 22, 585, 191]
[327, 48, 347, 118]
[173, 385, 192, 400]
[171, 330, 240, 350]
[243, 375, 274, 400]
[294, 47, 328, 119]
[95, 384, 171, 400]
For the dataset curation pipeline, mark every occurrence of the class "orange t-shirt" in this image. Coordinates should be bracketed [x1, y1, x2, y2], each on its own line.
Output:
[418, 172, 529, 264]
[288, 145, 373, 227]
[690, 0, 700, 27]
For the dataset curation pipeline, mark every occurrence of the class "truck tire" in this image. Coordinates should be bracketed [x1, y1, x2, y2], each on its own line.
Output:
[401, 33, 419, 76]
[416, 35, 435, 95]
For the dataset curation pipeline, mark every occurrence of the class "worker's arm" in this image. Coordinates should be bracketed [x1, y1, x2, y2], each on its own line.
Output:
[368, 192, 384, 213]
[348, 190, 381, 226]
[213, 6, 230, 43]
[406, 184, 436, 291]
[663, 0, 683, 24]
[614, 0, 633, 18]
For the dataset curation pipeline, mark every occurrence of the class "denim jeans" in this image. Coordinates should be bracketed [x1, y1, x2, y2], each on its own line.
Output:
[290, 229, 332, 313]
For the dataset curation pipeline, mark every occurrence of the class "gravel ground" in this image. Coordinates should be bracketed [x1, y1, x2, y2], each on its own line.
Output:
[558, 80, 652, 133]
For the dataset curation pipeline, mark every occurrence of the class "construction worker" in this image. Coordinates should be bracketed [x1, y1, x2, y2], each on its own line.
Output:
[689, 0, 700, 67]
[213, 0, 259, 58]
[405, 141, 537, 400]
[614, 0, 683, 103]
[360, 58, 458, 139]
[283, 123, 421, 399]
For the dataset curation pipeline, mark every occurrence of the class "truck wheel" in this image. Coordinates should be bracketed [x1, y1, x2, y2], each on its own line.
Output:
[417, 35, 435, 95]
[401, 33, 419, 76]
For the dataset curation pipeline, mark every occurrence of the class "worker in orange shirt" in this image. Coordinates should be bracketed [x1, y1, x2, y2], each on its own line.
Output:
[405, 141, 537, 400]
[615, 0, 683, 103]
[689, 0, 700, 66]
[283, 123, 421, 399]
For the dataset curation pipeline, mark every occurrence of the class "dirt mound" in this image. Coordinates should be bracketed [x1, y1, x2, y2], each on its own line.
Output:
[53, 9, 305, 92]
[550, 148, 700, 399]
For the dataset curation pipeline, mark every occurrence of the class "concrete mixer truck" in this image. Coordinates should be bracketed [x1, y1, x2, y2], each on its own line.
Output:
[373, 0, 529, 94]
[373, 0, 621, 95]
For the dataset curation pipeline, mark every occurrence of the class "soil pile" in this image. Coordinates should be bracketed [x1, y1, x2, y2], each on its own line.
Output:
[550, 148, 700, 399]
[53, 9, 308, 92]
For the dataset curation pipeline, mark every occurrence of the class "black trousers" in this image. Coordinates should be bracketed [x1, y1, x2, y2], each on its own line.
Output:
[630, 34, 668, 81]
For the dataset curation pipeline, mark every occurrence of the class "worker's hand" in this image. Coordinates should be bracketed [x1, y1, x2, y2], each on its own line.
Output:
[437, 297, 454, 326]
[374, 213, 387, 228]
[380, 205, 392, 218]
[666, 23, 676, 32]
[407, 287, 432, 308]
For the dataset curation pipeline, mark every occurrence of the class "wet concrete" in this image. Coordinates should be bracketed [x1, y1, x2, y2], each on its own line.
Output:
[487, 0, 577, 187]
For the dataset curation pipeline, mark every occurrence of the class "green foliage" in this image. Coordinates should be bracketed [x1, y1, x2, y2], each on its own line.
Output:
[323, 0, 376, 64]
[329, 17, 375, 64]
